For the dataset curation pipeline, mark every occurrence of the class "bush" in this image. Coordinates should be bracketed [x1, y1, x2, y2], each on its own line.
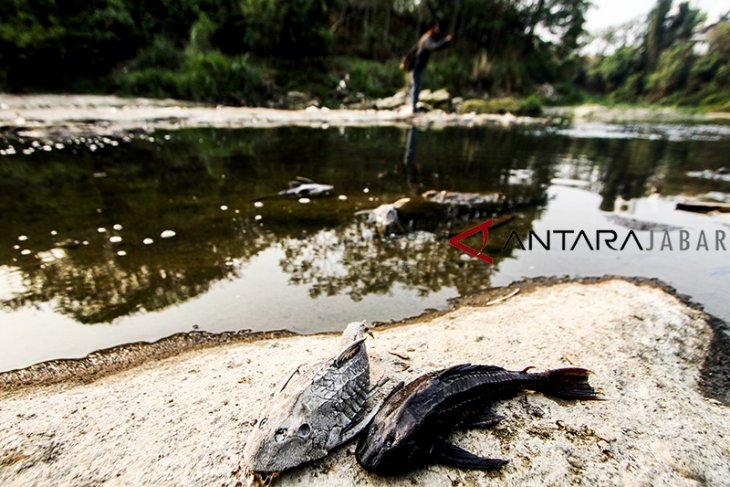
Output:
[333, 57, 405, 98]
[459, 96, 543, 116]
[132, 36, 184, 70]
[118, 51, 268, 104]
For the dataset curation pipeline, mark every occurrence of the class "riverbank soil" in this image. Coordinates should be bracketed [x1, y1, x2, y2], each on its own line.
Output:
[0, 278, 728, 485]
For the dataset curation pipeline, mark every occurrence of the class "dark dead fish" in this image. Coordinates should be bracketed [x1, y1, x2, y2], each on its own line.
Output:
[356, 364, 599, 475]
[278, 176, 334, 198]
[244, 321, 378, 475]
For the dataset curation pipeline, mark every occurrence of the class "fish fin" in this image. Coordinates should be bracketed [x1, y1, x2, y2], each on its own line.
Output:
[372, 380, 405, 406]
[333, 338, 366, 367]
[337, 401, 383, 446]
[392, 197, 411, 209]
[436, 364, 505, 381]
[294, 176, 316, 184]
[278, 364, 303, 392]
[460, 407, 505, 429]
[287, 180, 303, 189]
[431, 441, 508, 470]
[367, 376, 391, 397]
[534, 367, 601, 400]
[354, 209, 373, 216]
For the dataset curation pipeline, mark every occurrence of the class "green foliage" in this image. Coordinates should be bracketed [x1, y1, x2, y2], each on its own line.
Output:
[584, 1, 728, 110]
[0, 0, 727, 110]
[587, 46, 643, 93]
[646, 42, 694, 100]
[332, 57, 405, 98]
[132, 36, 184, 70]
[458, 96, 543, 116]
[118, 51, 267, 103]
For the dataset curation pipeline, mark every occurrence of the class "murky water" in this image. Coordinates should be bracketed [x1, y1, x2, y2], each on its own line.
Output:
[1, 124, 729, 371]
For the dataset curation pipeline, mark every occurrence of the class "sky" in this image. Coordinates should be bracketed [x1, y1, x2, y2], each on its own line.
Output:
[585, 0, 728, 33]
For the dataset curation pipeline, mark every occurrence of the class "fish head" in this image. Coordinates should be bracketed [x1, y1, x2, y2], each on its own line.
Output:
[244, 403, 325, 473]
[372, 205, 398, 227]
[341, 320, 369, 344]
[356, 408, 423, 474]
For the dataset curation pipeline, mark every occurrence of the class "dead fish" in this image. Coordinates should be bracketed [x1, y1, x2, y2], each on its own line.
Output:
[278, 176, 334, 198]
[355, 197, 411, 232]
[356, 364, 599, 475]
[422, 190, 505, 207]
[244, 321, 378, 475]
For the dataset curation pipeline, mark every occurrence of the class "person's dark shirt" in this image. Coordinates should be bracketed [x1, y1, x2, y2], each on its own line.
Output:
[414, 32, 451, 70]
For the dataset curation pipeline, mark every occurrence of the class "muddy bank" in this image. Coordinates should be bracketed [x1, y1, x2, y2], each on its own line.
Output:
[0, 278, 728, 486]
[0, 94, 544, 138]
[546, 104, 730, 124]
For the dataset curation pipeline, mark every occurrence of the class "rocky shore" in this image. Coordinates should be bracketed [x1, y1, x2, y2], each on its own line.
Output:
[0, 277, 728, 486]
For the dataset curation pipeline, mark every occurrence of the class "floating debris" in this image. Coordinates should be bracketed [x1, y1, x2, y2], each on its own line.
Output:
[143, 238, 154, 245]
[686, 167, 730, 182]
[254, 215, 263, 221]
[97, 227, 106, 233]
[220, 205, 229, 211]
[109, 236, 122, 243]
[117, 250, 127, 256]
[278, 177, 333, 198]
[254, 201, 264, 208]
[298, 197, 311, 204]
[338, 195, 348, 201]
[160, 230, 176, 239]
[17, 235, 27, 241]
[113, 224, 123, 231]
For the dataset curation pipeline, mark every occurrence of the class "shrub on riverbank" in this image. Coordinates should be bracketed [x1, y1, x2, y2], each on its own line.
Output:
[459, 96, 543, 116]
[117, 51, 269, 104]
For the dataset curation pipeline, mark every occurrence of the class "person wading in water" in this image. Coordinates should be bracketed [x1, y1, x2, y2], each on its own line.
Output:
[403, 20, 453, 113]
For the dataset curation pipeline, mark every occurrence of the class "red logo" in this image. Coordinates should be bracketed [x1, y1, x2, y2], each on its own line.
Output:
[449, 219, 494, 264]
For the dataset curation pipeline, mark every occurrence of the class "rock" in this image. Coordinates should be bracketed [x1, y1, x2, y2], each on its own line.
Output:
[0, 278, 728, 486]
[418, 89, 450, 109]
[374, 89, 408, 110]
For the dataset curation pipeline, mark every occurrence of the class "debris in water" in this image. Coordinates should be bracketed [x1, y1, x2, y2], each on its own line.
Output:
[160, 230, 176, 239]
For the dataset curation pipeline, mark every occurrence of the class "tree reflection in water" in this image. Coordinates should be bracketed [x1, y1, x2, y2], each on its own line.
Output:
[0, 125, 727, 325]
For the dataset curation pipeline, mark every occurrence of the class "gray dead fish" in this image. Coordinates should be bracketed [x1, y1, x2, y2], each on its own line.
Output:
[244, 321, 378, 475]
[278, 176, 334, 198]
[356, 364, 599, 475]
[422, 190, 504, 207]
[355, 197, 411, 232]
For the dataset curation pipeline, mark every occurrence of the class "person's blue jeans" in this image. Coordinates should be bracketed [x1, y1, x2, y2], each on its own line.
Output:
[411, 68, 423, 111]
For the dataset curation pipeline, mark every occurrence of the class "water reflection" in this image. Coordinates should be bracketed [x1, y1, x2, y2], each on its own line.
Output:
[0, 125, 728, 363]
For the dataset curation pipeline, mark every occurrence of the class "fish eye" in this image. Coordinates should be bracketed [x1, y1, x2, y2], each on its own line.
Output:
[258, 418, 267, 429]
[297, 423, 311, 438]
[274, 428, 286, 442]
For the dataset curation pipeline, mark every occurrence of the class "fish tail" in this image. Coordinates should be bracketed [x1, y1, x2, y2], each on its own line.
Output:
[532, 367, 600, 400]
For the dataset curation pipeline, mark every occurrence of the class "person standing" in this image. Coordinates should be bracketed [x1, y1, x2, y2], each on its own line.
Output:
[409, 21, 453, 113]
